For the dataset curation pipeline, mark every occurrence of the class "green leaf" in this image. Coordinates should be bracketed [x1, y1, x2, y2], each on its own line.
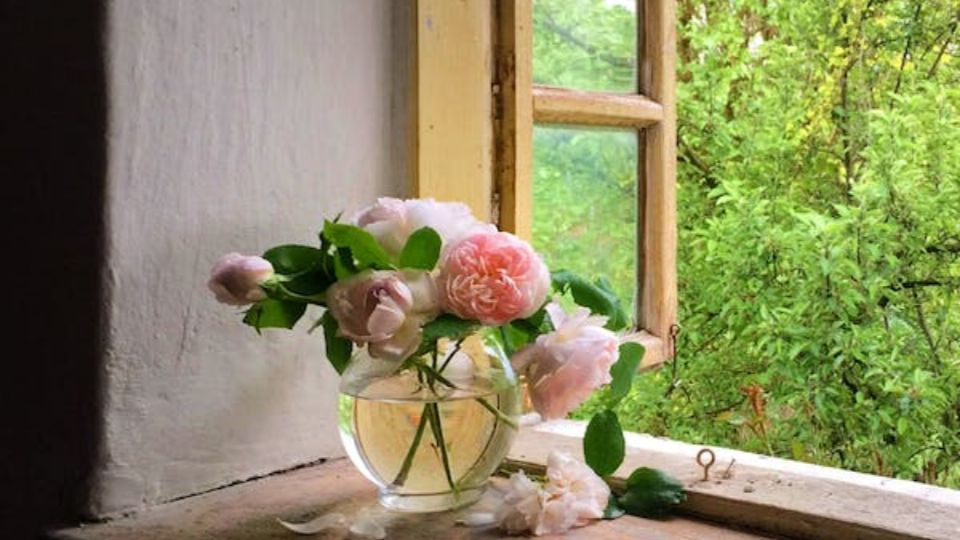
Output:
[618, 467, 686, 518]
[551, 270, 629, 330]
[602, 495, 626, 520]
[607, 342, 645, 406]
[242, 298, 306, 331]
[583, 410, 625, 477]
[321, 311, 352, 374]
[421, 314, 479, 343]
[333, 247, 358, 280]
[262, 245, 332, 296]
[322, 222, 394, 269]
[399, 227, 442, 270]
[262, 244, 324, 274]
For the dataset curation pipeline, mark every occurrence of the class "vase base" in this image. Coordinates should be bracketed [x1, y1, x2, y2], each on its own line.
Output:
[378, 486, 484, 513]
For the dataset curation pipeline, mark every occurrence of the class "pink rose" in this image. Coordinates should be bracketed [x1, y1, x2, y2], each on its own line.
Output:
[351, 197, 495, 256]
[437, 232, 550, 325]
[326, 270, 439, 361]
[543, 451, 610, 526]
[208, 253, 274, 306]
[511, 303, 620, 419]
[490, 451, 609, 536]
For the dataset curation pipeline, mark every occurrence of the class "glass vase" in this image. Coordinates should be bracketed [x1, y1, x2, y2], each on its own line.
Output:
[337, 332, 521, 513]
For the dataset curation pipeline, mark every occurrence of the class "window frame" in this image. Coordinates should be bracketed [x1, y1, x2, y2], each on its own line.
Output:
[413, 0, 678, 369]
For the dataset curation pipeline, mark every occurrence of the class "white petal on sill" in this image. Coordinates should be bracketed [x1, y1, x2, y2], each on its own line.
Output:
[277, 513, 346, 535]
[349, 516, 387, 539]
[455, 512, 497, 527]
[519, 412, 542, 427]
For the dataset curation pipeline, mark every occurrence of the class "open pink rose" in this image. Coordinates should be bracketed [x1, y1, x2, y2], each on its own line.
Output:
[208, 253, 274, 306]
[543, 451, 610, 526]
[511, 303, 620, 419]
[490, 451, 609, 536]
[352, 197, 495, 256]
[326, 270, 438, 361]
[437, 232, 550, 325]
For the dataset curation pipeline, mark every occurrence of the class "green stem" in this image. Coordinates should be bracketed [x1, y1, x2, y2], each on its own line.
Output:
[426, 402, 457, 492]
[390, 404, 430, 487]
[416, 362, 460, 390]
[474, 397, 519, 430]
[438, 338, 465, 374]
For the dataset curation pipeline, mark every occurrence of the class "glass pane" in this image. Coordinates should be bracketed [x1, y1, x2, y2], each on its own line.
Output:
[533, 0, 637, 93]
[532, 126, 638, 311]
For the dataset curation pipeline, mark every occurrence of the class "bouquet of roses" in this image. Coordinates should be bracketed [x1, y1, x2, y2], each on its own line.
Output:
[209, 198, 684, 536]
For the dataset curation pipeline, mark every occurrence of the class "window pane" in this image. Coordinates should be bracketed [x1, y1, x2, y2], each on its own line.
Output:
[533, 0, 637, 93]
[532, 126, 638, 311]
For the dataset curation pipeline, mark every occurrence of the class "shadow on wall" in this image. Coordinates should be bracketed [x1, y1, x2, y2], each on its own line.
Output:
[0, 0, 106, 537]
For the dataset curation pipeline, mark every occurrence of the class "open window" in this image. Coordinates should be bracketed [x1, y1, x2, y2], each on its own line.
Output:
[409, 1, 959, 538]
[413, 0, 677, 368]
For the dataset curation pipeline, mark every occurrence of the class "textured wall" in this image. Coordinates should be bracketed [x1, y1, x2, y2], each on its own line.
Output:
[93, 0, 409, 515]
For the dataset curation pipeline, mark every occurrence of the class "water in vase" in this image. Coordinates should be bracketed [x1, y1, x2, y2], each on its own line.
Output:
[338, 364, 521, 512]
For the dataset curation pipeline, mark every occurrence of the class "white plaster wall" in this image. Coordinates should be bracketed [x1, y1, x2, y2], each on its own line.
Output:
[95, 0, 410, 515]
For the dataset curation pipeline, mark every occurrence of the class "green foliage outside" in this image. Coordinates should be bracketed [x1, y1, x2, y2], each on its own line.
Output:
[532, 0, 960, 487]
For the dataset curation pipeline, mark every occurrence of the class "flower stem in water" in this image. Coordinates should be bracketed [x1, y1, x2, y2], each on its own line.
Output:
[474, 397, 519, 430]
[390, 404, 430, 487]
[426, 402, 457, 492]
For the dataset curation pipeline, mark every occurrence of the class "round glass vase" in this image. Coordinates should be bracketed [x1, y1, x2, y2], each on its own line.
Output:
[337, 332, 521, 513]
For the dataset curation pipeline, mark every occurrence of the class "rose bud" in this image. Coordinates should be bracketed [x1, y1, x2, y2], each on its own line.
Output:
[437, 231, 550, 326]
[326, 270, 439, 361]
[511, 303, 620, 420]
[208, 253, 274, 306]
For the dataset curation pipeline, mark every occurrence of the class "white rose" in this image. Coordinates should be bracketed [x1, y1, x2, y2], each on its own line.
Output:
[351, 197, 495, 257]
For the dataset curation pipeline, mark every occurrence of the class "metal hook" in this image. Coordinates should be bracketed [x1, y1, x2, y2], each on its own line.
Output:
[696, 448, 716, 481]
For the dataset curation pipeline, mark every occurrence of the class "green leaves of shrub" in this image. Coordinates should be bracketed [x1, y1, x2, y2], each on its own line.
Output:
[399, 227, 442, 270]
[617, 468, 686, 518]
[551, 270, 629, 330]
[584, 410, 625, 476]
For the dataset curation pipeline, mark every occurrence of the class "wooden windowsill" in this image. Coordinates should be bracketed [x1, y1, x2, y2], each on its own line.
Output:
[507, 420, 960, 540]
[51, 458, 772, 540]
[51, 421, 958, 539]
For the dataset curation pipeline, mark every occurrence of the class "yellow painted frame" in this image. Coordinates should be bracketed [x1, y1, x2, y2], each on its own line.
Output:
[414, 0, 677, 368]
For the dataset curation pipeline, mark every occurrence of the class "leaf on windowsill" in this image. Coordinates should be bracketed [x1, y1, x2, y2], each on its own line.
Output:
[617, 467, 686, 519]
[602, 495, 626, 519]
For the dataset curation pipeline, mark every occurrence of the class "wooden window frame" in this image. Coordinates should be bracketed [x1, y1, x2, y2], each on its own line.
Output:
[413, 0, 677, 369]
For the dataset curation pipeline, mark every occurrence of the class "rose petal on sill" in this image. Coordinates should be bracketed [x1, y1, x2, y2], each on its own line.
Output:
[455, 512, 497, 527]
[519, 412, 542, 427]
[277, 513, 346, 535]
[349, 516, 387, 539]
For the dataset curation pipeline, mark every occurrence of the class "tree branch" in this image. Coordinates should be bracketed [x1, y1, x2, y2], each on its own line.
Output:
[539, 11, 633, 70]
[909, 288, 942, 374]
[893, 2, 923, 95]
[927, 15, 958, 79]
